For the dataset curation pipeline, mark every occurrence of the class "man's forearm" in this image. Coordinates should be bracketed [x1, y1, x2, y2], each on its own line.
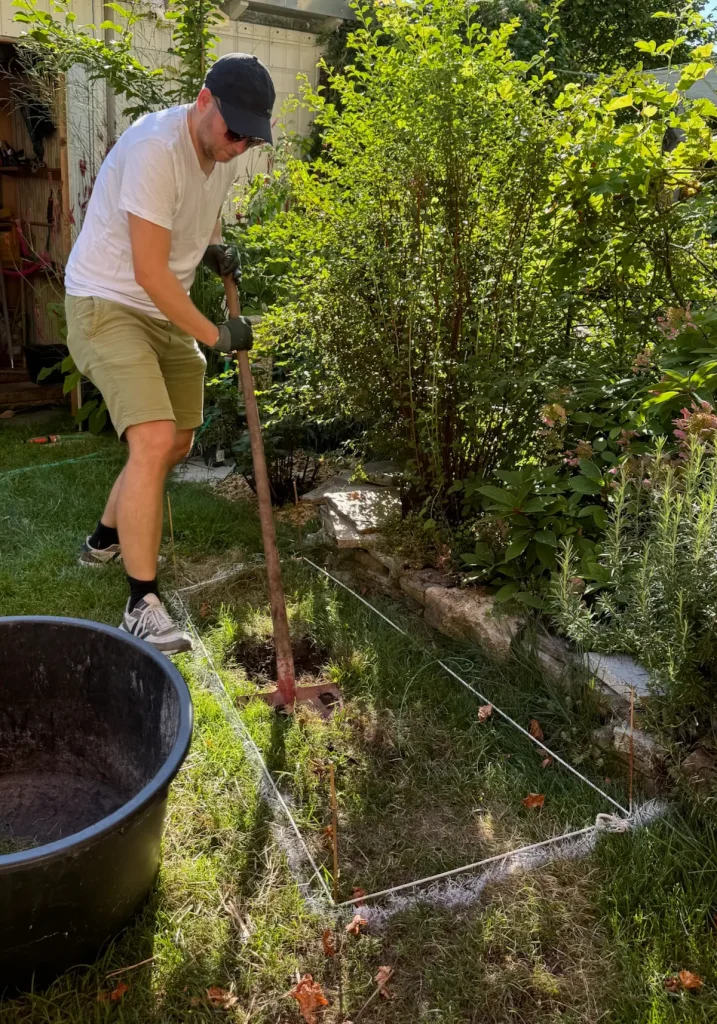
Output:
[137, 267, 219, 346]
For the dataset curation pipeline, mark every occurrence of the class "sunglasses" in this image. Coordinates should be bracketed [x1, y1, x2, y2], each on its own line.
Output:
[214, 97, 264, 149]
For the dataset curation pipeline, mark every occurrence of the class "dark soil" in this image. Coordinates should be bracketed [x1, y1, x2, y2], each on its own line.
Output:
[233, 635, 330, 685]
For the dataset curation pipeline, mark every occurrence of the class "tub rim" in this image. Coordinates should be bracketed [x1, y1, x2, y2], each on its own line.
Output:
[0, 615, 193, 872]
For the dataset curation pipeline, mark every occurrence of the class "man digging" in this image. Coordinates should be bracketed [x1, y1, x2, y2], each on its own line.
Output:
[64, 54, 275, 655]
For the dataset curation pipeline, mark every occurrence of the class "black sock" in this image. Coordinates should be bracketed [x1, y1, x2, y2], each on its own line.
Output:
[88, 519, 119, 550]
[127, 576, 160, 613]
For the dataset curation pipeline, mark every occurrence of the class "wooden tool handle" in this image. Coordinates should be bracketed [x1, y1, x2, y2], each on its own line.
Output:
[222, 276, 296, 704]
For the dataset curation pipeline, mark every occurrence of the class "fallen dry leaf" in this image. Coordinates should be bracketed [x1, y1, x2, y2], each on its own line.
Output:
[288, 974, 329, 1023]
[97, 981, 129, 1002]
[206, 986, 239, 1009]
[345, 914, 368, 936]
[351, 887, 367, 905]
[322, 929, 336, 957]
[478, 704, 493, 722]
[375, 965, 395, 1000]
[529, 718, 544, 741]
[541, 756, 553, 769]
[111, 982, 129, 1002]
[199, 602, 211, 618]
[323, 824, 335, 846]
[522, 793, 545, 810]
[678, 970, 704, 990]
[310, 759, 328, 778]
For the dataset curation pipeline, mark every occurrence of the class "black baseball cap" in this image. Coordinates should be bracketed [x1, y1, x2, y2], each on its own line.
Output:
[205, 53, 275, 145]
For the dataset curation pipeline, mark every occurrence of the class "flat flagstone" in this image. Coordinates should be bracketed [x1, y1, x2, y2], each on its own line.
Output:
[324, 486, 401, 534]
[583, 652, 654, 702]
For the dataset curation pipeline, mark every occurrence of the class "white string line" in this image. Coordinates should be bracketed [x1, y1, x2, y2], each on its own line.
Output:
[358, 799, 666, 926]
[171, 590, 334, 905]
[301, 557, 630, 817]
[175, 564, 259, 595]
[338, 824, 597, 907]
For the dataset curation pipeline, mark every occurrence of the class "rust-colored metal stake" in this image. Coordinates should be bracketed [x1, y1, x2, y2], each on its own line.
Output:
[222, 277, 341, 716]
[628, 685, 635, 814]
[223, 276, 296, 707]
[329, 763, 339, 902]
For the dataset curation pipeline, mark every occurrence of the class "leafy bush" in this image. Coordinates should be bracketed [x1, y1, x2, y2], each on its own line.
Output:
[551, 435, 717, 728]
[260, 0, 717, 516]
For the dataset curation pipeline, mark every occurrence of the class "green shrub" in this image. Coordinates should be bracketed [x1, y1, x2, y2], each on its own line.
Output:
[260, 0, 717, 512]
[550, 434, 717, 728]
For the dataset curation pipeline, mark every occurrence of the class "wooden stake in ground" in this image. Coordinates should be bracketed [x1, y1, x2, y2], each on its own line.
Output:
[223, 276, 297, 707]
[628, 685, 635, 814]
[329, 763, 339, 902]
[166, 492, 178, 584]
[222, 277, 342, 715]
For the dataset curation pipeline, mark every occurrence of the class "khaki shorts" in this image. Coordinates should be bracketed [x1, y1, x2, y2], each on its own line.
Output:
[65, 295, 206, 440]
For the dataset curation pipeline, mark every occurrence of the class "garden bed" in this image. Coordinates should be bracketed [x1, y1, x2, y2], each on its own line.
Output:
[176, 560, 637, 904]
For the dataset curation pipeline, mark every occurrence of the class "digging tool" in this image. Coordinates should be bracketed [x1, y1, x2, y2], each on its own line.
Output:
[222, 275, 341, 717]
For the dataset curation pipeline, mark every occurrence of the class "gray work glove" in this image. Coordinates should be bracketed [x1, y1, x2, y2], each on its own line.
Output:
[214, 316, 254, 353]
[202, 243, 241, 283]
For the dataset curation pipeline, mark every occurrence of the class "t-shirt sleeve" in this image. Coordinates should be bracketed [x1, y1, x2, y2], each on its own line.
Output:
[117, 140, 176, 230]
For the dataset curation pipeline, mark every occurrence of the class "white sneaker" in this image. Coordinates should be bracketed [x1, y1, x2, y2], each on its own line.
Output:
[79, 536, 122, 568]
[119, 594, 192, 655]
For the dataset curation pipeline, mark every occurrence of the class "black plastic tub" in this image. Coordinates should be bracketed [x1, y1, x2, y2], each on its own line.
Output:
[0, 617, 193, 990]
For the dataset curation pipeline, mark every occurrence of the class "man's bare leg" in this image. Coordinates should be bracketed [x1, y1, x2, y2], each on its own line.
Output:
[117, 422, 193, 580]
[99, 466, 125, 529]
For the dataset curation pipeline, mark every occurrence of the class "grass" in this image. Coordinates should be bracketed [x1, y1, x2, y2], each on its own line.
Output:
[2, 414, 717, 1022]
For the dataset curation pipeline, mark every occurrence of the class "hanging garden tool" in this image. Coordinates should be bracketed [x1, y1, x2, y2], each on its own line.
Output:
[222, 274, 341, 717]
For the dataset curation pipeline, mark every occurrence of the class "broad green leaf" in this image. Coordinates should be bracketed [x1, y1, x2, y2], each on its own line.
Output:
[515, 592, 544, 609]
[478, 485, 518, 507]
[62, 371, 81, 395]
[504, 536, 530, 560]
[522, 497, 548, 513]
[579, 459, 603, 481]
[571, 477, 603, 495]
[534, 530, 557, 547]
[606, 93, 633, 111]
[494, 582, 519, 603]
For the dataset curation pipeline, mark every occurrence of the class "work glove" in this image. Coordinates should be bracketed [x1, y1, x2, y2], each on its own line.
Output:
[202, 243, 241, 283]
[213, 316, 254, 353]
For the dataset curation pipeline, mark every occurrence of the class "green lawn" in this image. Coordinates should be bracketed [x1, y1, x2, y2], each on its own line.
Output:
[2, 415, 717, 1023]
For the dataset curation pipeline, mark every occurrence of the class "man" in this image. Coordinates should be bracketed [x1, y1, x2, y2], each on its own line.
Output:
[64, 53, 275, 655]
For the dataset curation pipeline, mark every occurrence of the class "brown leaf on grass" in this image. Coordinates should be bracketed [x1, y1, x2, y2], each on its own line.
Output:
[310, 759, 329, 778]
[529, 718, 544, 741]
[522, 793, 545, 810]
[199, 602, 211, 619]
[345, 914, 368, 936]
[665, 970, 704, 992]
[288, 974, 329, 1023]
[97, 981, 129, 1002]
[206, 986, 239, 1009]
[541, 757, 553, 768]
[351, 887, 367, 905]
[322, 929, 336, 957]
[111, 982, 129, 1002]
[680, 971, 704, 990]
[323, 824, 335, 846]
[478, 704, 493, 722]
[375, 965, 395, 1000]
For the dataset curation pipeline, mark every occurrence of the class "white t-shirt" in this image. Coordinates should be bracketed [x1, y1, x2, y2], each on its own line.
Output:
[64, 105, 239, 318]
